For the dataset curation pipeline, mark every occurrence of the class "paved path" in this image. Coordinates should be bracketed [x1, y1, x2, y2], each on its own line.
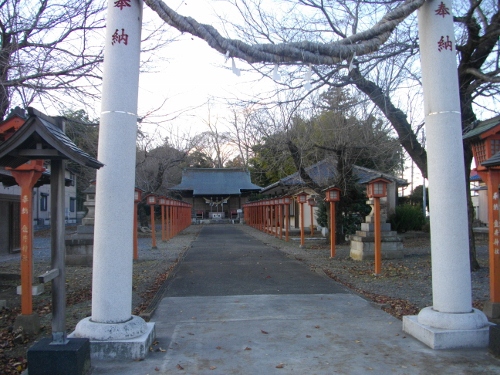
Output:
[92, 225, 500, 374]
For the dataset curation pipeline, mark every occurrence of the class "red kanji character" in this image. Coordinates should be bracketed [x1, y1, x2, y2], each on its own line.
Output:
[437, 35, 453, 52]
[114, 0, 131, 10]
[435, 2, 450, 17]
[112, 29, 129, 45]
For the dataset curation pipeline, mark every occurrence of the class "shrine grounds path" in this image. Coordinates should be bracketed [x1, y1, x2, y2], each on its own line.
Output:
[92, 224, 500, 375]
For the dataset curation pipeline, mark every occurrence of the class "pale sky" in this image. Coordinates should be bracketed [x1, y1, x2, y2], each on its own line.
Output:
[137, 2, 274, 142]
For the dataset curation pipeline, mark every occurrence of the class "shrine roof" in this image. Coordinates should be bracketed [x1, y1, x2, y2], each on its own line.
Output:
[261, 159, 407, 193]
[0, 107, 103, 169]
[170, 168, 261, 195]
[463, 115, 500, 141]
[481, 151, 500, 168]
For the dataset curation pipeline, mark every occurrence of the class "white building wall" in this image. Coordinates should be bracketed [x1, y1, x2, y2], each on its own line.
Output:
[0, 167, 78, 226]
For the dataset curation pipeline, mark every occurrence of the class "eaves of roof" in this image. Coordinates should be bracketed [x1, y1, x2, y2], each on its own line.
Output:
[0, 107, 103, 170]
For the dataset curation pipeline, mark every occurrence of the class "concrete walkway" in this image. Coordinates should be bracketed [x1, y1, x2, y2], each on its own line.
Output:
[92, 225, 500, 374]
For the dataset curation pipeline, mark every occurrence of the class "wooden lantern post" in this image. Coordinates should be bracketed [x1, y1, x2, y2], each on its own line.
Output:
[165, 198, 171, 240]
[146, 194, 157, 249]
[159, 197, 166, 242]
[366, 178, 390, 275]
[284, 196, 291, 242]
[464, 119, 500, 317]
[273, 198, 281, 238]
[297, 192, 308, 247]
[9, 160, 45, 316]
[133, 188, 142, 260]
[263, 200, 267, 232]
[278, 197, 284, 240]
[324, 186, 341, 258]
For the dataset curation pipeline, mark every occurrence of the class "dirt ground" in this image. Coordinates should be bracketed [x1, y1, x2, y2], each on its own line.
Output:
[0, 224, 493, 374]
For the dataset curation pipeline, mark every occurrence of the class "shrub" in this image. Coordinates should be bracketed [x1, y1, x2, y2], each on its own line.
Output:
[389, 204, 426, 233]
[315, 200, 328, 227]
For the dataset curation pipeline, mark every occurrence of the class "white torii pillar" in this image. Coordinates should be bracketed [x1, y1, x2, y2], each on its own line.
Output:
[402, 0, 489, 348]
[72, 0, 155, 358]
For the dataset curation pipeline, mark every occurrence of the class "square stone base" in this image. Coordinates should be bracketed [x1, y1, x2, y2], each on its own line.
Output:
[70, 322, 155, 360]
[489, 324, 500, 357]
[17, 284, 44, 296]
[350, 239, 403, 260]
[27, 338, 91, 375]
[402, 315, 490, 349]
[483, 301, 500, 319]
[14, 313, 40, 334]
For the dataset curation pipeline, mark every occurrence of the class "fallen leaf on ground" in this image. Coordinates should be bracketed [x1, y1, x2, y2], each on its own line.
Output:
[261, 329, 268, 334]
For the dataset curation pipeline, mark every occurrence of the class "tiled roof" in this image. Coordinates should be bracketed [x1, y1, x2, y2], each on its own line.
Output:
[170, 168, 262, 195]
[0, 107, 103, 169]
[481, 151, 500, 168]
[261, 159, 407, 193]
[463, 115, 500, 141]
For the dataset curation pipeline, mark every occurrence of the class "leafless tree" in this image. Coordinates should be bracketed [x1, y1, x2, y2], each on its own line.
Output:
[0, 0, 106, 119]
[144, 0, 500, 269]
[225, 104, 263, 168]
[0, 0, 177, 121]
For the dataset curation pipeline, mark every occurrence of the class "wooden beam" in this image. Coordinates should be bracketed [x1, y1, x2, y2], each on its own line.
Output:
[38, 269, 60, 284]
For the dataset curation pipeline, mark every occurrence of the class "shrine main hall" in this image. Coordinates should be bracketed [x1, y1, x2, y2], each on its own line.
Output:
[169, 168, 261, 220]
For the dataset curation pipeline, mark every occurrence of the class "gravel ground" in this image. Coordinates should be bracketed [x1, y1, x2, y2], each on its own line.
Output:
[0, 223, 493, 374]
[0, 224, 201, 375]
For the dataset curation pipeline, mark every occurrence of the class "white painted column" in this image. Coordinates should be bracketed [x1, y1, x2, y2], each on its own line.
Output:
[73, 0, 152, 350]
[403, 0, 488, 349]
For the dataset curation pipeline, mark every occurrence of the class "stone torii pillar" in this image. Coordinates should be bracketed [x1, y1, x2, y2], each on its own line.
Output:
[402, 0, 489, 348]
[72, 0, 154, 359]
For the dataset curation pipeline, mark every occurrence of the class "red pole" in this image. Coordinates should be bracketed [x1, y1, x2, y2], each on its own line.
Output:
[374, 197, 381, 275]
[133, 202, 138, 260]
[285, 203, 289, 242]
[300, 202, 305, 247]
[10, 162, 44, 315]
[273, 201, 280, 238]
[161, 204, 165, 241]
[150, 204, 157, 249]
[486, 172, 500, 303]
[279, 203, 283, 240]
[330, 201, 336, 258]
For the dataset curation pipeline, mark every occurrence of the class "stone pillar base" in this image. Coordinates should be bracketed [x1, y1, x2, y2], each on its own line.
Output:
[489, 324, 500, 357]
[14, 313, 40, 334]
[483, 301, 500, 319]
[350, 232, 403, 260]
[70, 316, 155, 360]
[65, 234, 94, 267]
[403, 307, 490, 349]
[17, 284, 44, 296]
[27, 337, 90, 375]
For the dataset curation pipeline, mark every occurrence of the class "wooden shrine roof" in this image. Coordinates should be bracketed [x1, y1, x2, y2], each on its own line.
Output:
[170, 168, 261, 196]
[0, 107, 103, 169]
